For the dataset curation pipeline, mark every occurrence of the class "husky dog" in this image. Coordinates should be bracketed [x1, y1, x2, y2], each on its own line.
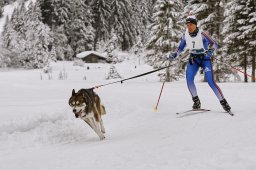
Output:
[69, 89, 106, 140]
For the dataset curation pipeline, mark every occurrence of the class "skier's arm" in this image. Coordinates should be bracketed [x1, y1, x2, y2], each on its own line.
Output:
[168, 34, 186, 61]
[202, 31, 217, 58]
[172, 34, 186, 58]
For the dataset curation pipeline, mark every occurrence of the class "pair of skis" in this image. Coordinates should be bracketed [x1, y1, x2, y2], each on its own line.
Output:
[176, 108, 234, 116]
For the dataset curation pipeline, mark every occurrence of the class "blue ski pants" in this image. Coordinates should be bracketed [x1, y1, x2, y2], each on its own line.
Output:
[186, 58, 224, 101]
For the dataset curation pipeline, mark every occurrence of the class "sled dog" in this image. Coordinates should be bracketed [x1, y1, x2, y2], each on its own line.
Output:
[69, 88, 106, 140]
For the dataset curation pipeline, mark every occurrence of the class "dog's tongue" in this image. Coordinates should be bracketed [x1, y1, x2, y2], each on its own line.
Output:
[78, 110, 83, 117]
[75, 110, 83, 118]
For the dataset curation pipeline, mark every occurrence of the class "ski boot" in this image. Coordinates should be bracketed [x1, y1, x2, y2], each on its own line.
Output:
[220, 99, 231, 112]
[192, 96, 201, 109]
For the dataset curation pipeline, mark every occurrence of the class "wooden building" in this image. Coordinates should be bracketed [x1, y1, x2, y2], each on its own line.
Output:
[76, 51, 108, 63]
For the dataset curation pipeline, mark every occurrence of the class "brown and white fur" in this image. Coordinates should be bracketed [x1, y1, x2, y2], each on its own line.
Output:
[69, 89, 106, 140]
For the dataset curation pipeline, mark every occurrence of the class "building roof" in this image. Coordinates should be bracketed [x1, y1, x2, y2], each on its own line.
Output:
[76, 51, 107, 59]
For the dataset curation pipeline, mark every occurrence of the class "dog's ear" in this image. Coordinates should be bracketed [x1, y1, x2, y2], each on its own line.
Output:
[72, 89, 76, 96]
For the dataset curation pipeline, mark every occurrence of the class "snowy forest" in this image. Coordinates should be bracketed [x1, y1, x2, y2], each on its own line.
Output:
[0, 0, 255, 82]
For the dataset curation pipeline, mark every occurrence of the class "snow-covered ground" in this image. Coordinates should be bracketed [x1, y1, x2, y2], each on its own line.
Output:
[0, 59, 256, 170]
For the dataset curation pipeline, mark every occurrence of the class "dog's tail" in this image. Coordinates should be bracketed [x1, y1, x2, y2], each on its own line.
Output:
[94, 93, 106, 116]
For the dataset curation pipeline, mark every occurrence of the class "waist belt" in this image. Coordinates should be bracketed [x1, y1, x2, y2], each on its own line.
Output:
[189, 53, 210, 66]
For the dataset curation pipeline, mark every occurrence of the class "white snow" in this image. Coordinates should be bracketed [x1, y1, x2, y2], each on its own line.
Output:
[0, 59, 256, 170]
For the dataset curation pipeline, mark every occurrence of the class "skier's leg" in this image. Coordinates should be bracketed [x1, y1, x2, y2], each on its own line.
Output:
[202, 60, 231, 111]
[186, 62, 201, 109]
[202, 60, 224, 100]
[186, 62, 200, 97]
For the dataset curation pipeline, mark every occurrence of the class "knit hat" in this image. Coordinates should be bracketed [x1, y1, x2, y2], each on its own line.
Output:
[186, 15, 197, 25]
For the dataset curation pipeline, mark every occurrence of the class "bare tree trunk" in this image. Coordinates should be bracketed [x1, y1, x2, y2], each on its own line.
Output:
[213, 0, 224, 83]
[214, 58, 220, 82]
[244, 55, 248, 82]
[252, 55, 255, 82]
[93, 33, 98, 51]
[166, 66, 170, 82]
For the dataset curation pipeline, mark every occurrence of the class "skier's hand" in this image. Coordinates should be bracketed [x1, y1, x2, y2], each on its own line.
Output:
[205, 49, 214, 59]
[166, 52, 177, 61]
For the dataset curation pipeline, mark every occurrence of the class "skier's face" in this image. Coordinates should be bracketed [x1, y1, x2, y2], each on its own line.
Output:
[186, 23, 197, 33]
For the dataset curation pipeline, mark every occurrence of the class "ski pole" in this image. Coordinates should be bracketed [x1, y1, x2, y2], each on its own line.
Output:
[214, 58, 256, 81]
[154, 75, 167, 112]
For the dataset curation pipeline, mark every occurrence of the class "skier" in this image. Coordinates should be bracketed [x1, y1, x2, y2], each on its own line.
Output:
[168, 14, 231, 112]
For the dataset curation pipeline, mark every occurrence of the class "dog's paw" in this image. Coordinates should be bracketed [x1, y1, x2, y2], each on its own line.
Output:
[99, 135, 105, 140]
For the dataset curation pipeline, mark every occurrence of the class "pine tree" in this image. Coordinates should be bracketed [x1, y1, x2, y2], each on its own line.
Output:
[2, 1, 53, 68]
[222, 0, 252, 82]
[0, 2, 3, 18]
[19, 1, 54, 68]
[43, 0, 73, 60]
[105, 28, 118, 62]
[131, 0, 153, 44]
[106, 65, 122, 79]
[239, 0, 256, 82]
[2, 12, 26, 67]
[0, 37, 3, 67]
[66, 0, 94, 56]
[91, 0, 111, 50]
[53, 25, 73, 60]
[110, 0, 137, 50]
[10, 2, 27, 35]
[0, 36, 10, 67]
[147, 0, 184, 52]
[51, 0, 72, 28]
[39, 0, 55, 27]
[2, 15, 14, 49]
[146, 0, 184, 82]
[39, 0, 73, 31]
